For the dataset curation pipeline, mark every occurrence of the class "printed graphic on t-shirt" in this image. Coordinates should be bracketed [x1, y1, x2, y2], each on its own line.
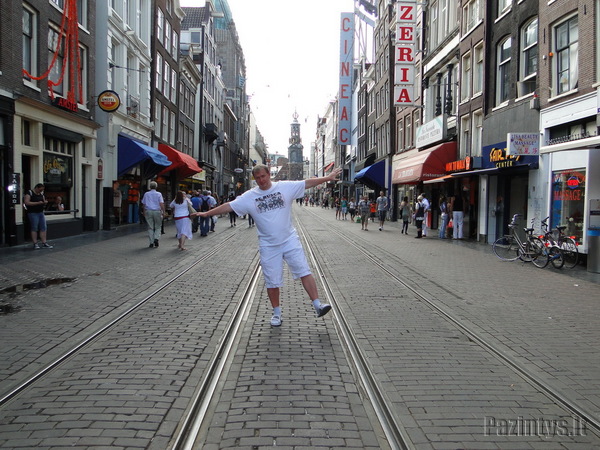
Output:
[255, 192, 284, 213]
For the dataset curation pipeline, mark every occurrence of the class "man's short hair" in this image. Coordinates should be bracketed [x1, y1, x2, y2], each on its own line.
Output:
[252, 164, 269, 176]
[202, 190, 209, 195]
[149, 181, 158, 189]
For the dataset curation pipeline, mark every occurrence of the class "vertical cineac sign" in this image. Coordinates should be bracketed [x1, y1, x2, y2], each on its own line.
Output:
[394, 0, 416, 106]
[339, 13, 354, 145]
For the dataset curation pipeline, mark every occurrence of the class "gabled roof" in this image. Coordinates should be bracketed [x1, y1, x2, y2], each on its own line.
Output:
[181, 7, 208, 29]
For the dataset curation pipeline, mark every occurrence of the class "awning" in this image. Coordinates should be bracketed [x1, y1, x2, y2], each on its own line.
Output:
[118, 135, 171, 176]
[392, 142, 456, 184]
[157, 144, 203, 179]
[423, 174, 453, 184]
[323, 162, 335, 173]
[355, 159, 385, 188]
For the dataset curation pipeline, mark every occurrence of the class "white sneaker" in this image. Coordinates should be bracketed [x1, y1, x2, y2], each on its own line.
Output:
[270, 315, 282, 327]
[315, 304, 332, 318]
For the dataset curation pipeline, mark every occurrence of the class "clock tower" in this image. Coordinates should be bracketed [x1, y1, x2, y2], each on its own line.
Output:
[287, 111, 304, 180]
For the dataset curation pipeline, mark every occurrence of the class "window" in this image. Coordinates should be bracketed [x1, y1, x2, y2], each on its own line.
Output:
[472, 110, 483, 156]
[551, 169, 585, 242]
[155, 100, 162, 137]
[397, 118, 404, 152]
[22, 119, 31, 146]
[473, 42, 484, 95]
[156, 8, 164, 44]
[78, 45, 88, 105]
[164, 21, 171, 53]
[498, 0, 511, 18]
[519, 17, 538, 96]
[171, 68, 177, 102]
[462, 0, 480, 33]
[48, 27, 65, 95]
[460, 115, 470, 158]
[496, 37, 511, 105]
[23, 5, 38, 83]
[460, 52, 472, 102]
[554, 16, 578, 95]
[162, 105, 169, 138]
[155, 54, 162, 90]
[163, 61, 170, 96]
[406, 115, 413, 148]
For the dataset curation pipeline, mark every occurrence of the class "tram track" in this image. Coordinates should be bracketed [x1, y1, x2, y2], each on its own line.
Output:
[0, 233, 240, 408]
[299, 207, 600, 438]
[296, 218, 414, 450]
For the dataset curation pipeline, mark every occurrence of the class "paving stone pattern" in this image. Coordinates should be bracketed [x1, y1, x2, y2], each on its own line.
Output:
[297, 206, 600, 449]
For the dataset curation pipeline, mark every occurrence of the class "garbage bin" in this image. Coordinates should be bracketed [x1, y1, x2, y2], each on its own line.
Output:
[587, 229, 600, 273]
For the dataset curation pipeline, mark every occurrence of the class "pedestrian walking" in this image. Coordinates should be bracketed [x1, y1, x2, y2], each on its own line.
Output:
[400, 196, 411, 234]
[193, 164, 341, 327]
[369, 200, 377, 223]
[414, 195, 425, 238]
[341, 197, 348, 220]
[376, 191, 388, 231]
[420, 192, 430, 237]
[140, 181, 165, 248]
[208, 191, 218, 232]
[348, 199, 356, 222]
[451, 191, 465, 239]
[439, 194, 449, 239]
[190, 191, 201, 233]
[23, 183, 53, 249]
[170, 190, 194, 250]
[228, 192, 237, 227]
[358, 196, 370, 230]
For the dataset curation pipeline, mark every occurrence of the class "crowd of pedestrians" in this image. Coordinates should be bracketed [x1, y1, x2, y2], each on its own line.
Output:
[315, 190, 467, 240]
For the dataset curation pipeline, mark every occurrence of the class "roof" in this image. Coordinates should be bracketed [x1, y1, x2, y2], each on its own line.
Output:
[181, 7, 209, 29]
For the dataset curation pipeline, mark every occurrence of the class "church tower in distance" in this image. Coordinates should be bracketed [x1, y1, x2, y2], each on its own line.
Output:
[287, 111, 304, 180]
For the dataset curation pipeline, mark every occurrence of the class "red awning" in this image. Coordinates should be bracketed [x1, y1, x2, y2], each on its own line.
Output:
[392, 142, 456, 184]
[157, 144, 203, 179]
[323, 162, 335, 173]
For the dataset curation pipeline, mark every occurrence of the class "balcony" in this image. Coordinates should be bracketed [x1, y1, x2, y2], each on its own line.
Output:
[204, 123, 219, 142]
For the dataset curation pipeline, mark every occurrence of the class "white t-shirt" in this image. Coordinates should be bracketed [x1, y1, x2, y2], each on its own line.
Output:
[229, 180, 305, 248]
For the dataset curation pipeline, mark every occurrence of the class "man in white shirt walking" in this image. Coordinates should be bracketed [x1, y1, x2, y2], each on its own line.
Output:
[140, 181, 165, 248]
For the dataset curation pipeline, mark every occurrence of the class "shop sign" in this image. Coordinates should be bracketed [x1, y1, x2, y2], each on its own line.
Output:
[97, 90, 121, 112]
[8, 173, 20, 206]
[338, 13, 354, 145]
[482, 142, 538, 169]
[393, 0, 417, 106]
[416, 115, 446, 147]
[52, 97, 78, 113]
[506, 132, 539, 156]
[43, 153, 72, 186]
[97, 158, 104, 180]
[445, 156, 482, 173]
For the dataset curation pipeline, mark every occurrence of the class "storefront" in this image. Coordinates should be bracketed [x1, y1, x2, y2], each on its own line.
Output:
[13, 97, 99, 244]
[156, 143, 203, 197]
[458, 141, 539, 243]
[391, 142, 456, 227]
[538, 146, 600, 254]
[116, 135, 171, 224]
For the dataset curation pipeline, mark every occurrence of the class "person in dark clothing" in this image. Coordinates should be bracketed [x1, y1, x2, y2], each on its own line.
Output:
[24, 183, 53, 249]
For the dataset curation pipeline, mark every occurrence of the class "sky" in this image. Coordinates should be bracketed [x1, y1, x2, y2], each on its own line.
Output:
[180, 0, 354, 158]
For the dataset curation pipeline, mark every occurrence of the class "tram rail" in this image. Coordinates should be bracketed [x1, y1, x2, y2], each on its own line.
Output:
[299, 207, 600, 437]
[0, 234, 240, 407]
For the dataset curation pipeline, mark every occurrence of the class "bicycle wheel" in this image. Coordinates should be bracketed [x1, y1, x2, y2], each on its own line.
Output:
[527, 237, 549, 268]
[493, 235, 519, 261]
[550, 246, 565, 269]
[559, 237, 579, 269]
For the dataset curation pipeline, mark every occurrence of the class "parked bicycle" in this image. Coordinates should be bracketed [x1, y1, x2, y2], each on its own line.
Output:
[492, 214, 546, 266]
[538, 216, 579, 269]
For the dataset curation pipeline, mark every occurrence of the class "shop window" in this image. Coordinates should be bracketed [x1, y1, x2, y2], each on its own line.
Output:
[551, 169, 585, 242]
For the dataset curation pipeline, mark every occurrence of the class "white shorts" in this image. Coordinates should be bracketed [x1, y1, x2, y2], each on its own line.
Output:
[260, 237, 312, 288]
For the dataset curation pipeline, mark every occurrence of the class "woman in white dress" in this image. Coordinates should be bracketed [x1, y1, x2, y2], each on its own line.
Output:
[169, 190, 193, 250]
